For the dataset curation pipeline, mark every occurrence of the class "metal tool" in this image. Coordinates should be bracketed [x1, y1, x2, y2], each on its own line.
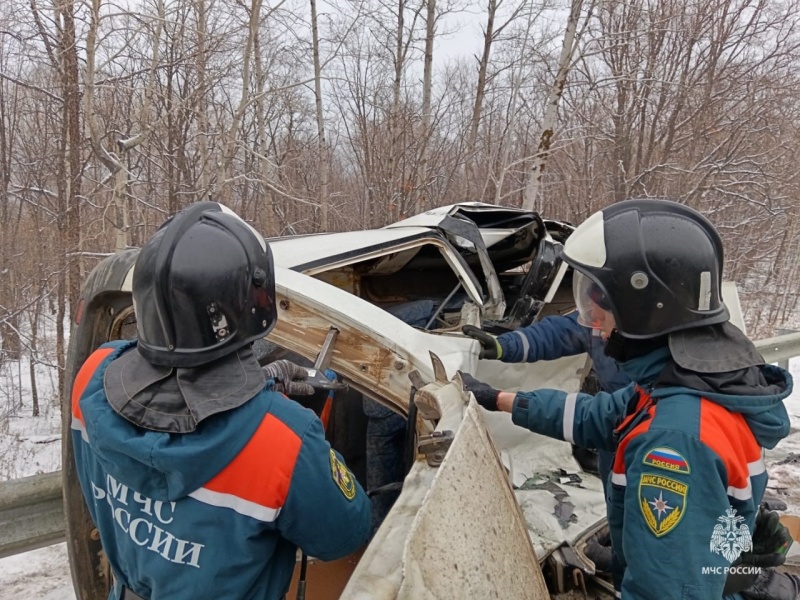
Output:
[297, 326, 343, 600]
[304, 327, 347, 390]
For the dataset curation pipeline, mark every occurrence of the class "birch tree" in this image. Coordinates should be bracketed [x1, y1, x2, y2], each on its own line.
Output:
[521, 0, 587, 211]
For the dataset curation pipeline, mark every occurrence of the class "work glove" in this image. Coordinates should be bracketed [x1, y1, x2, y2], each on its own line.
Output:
[458, 371, 500, 411]
[462, 325, 503, 360]
[262, 359, 315, 396]
[740, 506, 794, 568]
[740, 570, 800, 600]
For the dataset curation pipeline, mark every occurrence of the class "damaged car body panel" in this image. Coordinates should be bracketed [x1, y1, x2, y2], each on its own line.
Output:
[344, 378, 550, 600]
[268, 267, 478, 415]
[62, 203, 613, 600]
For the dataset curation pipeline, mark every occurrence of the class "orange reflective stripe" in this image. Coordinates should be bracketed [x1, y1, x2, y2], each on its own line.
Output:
[699, 399, 761, 491]
[71, 347, 115, 425]
[204, 413, 302, 509]
[320, 397, 333, 431]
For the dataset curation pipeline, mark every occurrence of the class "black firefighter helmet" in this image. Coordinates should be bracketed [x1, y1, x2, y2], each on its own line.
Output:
[132, 201, 277, 367]
[561, 198, 729, 339]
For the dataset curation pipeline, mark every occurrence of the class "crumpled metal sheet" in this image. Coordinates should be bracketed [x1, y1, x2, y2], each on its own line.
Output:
[476, 354, 609, 559]
[397, 400, 549, 600]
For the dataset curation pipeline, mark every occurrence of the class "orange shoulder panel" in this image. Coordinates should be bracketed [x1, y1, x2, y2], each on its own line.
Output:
[71, 347, 115, 424]
[699, 399, 761, 490]
[204, 413, 302, 509]
[613, 403, 657, 475]
[612, 388, 656, 475]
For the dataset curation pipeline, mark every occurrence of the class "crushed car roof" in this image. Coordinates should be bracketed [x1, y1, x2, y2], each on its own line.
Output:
[269, 203, 554, 271]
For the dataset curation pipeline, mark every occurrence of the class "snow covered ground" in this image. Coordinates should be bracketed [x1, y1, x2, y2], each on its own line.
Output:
[1, 355, 800, 599]
[0, 351, 74, 600]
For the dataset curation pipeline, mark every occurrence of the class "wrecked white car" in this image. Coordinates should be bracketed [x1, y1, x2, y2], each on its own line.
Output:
[63, 203, 631, 599]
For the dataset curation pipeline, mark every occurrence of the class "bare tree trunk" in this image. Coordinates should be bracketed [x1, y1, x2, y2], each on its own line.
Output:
[28, 297, 40, 417]
[492, 64, 528, 205]
[196, 0, 211, 198]
[465, 0, 497, 195]
[252, 2, 278, 236]
[0, 78, 20, 362]
[386, 0, 406, 223]
[522, 0, 585, 211]
[61, 0, 83, 318]
[87, 0, 164, 250]
[43, 0, 84, 398]
[56, 262, 66, 400]
[415, 0, 435, 215]
[219, 0, 264, 204]
[310, 0, 330, 231]
[86, 0, 125, 249]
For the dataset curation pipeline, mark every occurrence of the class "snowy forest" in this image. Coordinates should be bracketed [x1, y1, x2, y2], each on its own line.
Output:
[2, 0, 800, 414]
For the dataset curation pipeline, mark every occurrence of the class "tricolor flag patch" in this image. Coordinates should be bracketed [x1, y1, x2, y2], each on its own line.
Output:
[642, 447, 690, 474]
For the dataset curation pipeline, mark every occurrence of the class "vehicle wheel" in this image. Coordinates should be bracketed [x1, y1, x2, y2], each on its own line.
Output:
[61, 250, 138, 600]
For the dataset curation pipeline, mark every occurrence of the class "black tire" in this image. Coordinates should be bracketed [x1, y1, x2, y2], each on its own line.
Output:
[61, 249, 139, 600]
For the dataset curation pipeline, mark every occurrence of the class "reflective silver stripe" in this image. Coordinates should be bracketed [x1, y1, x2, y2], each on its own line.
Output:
[726, 457, 763, 500]
[189, 487, 281, 522]
[698, 271, 711, 310]
[563, 393, 578, 443]
[514, 330, 530, 360]
[748, 457, 766, 477]
[71, 417, 89, 442]
[727, 483, 752, 501]
[611, 472, 627, 486]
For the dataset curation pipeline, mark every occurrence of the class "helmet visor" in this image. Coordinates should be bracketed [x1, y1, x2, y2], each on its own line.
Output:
[573, 270, 615, 331]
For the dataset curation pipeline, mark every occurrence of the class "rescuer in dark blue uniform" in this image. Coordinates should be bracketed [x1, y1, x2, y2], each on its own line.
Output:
[461, 199, 797, 600]
[71, 202, 371, 600]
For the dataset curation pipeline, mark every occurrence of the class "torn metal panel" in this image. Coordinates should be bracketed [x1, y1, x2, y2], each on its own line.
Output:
[435, 215, 507, 319]
[341, 463, 437, 600]
[343, 376, 549, 599]
[342, 375, 466, 600]
[722, 281, 746, 335]
[397, 400, 549, 600]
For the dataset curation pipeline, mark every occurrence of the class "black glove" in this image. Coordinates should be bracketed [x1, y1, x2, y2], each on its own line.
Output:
[462, 325, 503, 360]
[740, 506, 794, 568]
[262, 359, 315, 396]
[740, 570, 800, 600]
[458, 371, 500, 411]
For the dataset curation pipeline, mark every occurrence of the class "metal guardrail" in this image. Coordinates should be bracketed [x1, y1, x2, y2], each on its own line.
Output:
[755, 332, 800, 369]
[0, 471, 64, 559]
[1, 333, 798, 560]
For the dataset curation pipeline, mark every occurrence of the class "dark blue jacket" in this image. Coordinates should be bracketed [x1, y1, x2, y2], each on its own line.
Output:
[497, 311, 630, 392]
[70, 341, 371, 600]
[511, 346, 792, 600]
